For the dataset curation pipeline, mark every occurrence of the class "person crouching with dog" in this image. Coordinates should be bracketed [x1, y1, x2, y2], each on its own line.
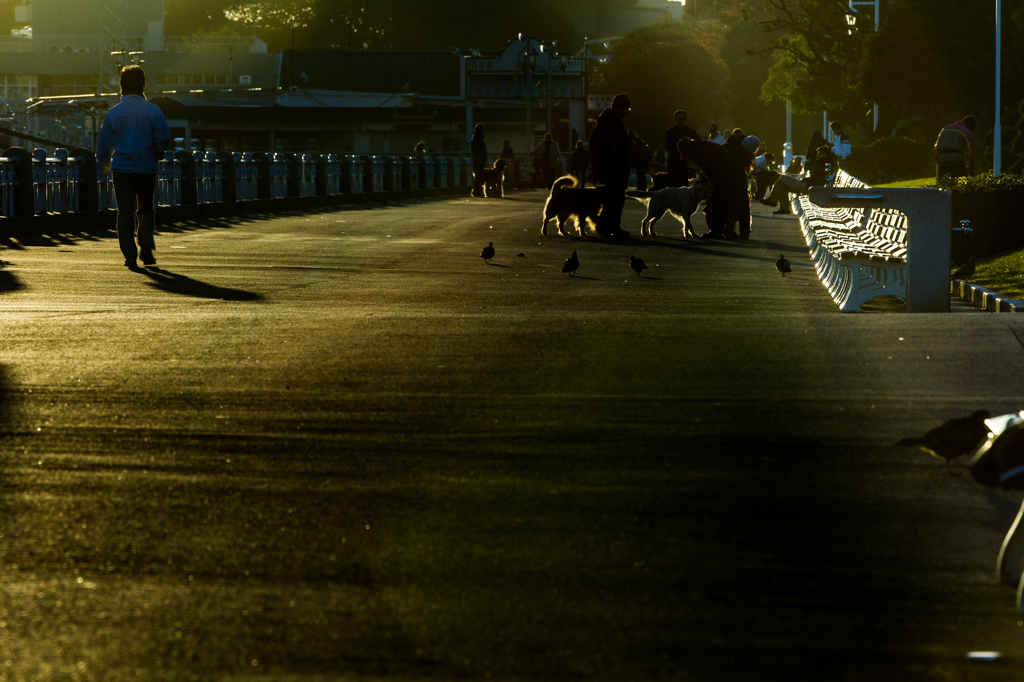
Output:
[678, 134, 758, 240]
[587, 94, 632, 238]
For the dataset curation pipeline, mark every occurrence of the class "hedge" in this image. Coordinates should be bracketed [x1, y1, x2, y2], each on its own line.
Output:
[938, 172, 1024, 263]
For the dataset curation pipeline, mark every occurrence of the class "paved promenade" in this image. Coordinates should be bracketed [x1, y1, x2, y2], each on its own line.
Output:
[1, 190, 1023, 681]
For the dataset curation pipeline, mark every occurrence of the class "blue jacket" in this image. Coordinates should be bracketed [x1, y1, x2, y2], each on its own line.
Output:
[96, 94, 170, 174]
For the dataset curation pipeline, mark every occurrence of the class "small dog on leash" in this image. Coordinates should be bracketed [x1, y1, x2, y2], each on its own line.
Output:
[474, 158, 508, 198]
[626, 175, 713, 237]
[541, 175, 604, 236]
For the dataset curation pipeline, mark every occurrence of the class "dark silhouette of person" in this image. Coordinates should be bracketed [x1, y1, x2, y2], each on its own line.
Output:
[588, 94, 632, 238]
[470, 124, 487, 197]
[664, 110, 700, 187]
[629, 132, 654, 191]
[96, 64, 170, 268]
[805, 131, 827, 162]
[934, 116, 977, 180]
[500, 139, 516, 186]
[570, 140, 590, 186]
[680, 135, 759, 240]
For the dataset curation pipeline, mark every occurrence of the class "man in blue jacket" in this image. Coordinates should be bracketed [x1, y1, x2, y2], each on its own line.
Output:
[96, 64, 171, 268]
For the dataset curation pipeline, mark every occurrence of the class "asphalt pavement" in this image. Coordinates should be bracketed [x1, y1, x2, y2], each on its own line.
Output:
[2, 190, 1024, 681]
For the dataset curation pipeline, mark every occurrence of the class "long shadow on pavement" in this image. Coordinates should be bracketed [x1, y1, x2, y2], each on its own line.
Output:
[135, 266, 263, 301]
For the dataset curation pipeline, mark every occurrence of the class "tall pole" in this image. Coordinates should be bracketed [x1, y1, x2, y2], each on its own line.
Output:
[995, 0, 1002, 176]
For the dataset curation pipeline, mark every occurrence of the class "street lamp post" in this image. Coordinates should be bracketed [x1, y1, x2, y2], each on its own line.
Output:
[995, 0, 1002, 176]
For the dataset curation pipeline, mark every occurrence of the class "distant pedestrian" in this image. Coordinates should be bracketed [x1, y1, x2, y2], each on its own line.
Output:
[829, 121, 852, 169]
[531, 132, 562, 189]
[96, 64, 170, 269]
[588, 93, 632, 237]
[570, 141, 590, 186]
[470, 124, 487, 197]
[628, 132, 654, 191]
[500, 139, 516, 185]
[707, 124, 726, 145]
[664, 110, 700, 187]
[934, 116, 977, 181]
[413, 142, 427, 156]
[805, 131, 827, 163]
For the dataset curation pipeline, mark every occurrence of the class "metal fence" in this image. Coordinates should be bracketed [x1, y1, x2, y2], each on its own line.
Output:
[0, 147, 478, 219]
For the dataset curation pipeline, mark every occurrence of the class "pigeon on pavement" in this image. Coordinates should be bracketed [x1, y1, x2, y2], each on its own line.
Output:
[776, 254, 791, 276]
[629, 255, 648, 276]
[896, 409, 992, 473]
[562, 251, 579, 275]
[951, 257, 976, 281]
[481, 242, 495, 263]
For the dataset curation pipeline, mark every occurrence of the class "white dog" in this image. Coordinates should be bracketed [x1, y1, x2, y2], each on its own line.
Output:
[626, 176, 713, 237]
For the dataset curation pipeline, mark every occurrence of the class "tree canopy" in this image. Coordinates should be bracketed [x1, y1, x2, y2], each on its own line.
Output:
[592, 21, 730, 148]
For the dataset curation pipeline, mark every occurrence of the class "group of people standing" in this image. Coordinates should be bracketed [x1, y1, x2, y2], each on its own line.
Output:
[469, 93, 866, 240]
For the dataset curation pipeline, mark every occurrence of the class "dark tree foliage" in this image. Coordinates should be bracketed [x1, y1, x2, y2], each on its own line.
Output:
[592, 21, 730, 148]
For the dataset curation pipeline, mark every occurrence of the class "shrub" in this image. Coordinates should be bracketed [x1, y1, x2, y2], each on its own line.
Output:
[842, 136, 933, 185]
[939, 172, 1024, 262]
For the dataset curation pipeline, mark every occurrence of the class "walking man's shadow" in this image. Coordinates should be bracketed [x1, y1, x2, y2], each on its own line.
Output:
[135, 267, 262, 301]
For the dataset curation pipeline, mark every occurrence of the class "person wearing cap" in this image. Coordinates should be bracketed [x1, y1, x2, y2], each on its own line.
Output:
[678, 134, 759, 239]
[587, 93, 632, 237]
[664, 110, 701, 187]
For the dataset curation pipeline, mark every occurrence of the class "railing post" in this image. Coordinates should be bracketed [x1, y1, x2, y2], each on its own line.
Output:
[32, 148, 47, 214]
[174, 149, 198, 205]
[218, 151, 237, 203]
[1, 148, 32, 217]
[72, 148, 98, 212]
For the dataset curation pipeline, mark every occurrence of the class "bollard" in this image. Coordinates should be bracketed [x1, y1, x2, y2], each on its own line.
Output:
[174, 149, 198, 204]
[422, 156, 434, 189]
[218, 151, 237, 202]
[71, 147, 98, 212]
[2, 147, 33, 216]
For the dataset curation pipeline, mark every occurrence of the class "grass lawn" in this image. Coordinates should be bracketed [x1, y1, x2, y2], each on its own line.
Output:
[875, 177, 936, 188]
[970, 249, 1024, 299]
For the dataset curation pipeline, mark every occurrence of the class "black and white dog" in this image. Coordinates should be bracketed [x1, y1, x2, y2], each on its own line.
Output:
[625, 175, 713, 237]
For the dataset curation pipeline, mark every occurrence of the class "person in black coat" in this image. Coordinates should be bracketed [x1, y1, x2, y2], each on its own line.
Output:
[470, 124, 487, 197]
[570, 140, 590, 186]
[588, 93, 632, 237]
[664, 110, 700, 187]
[680, 135, 759, 240]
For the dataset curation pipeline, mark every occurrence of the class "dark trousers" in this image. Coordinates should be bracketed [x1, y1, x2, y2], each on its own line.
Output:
[472, 161, 485, 196]
[635, 164, 649, 191]
[112, 172, 157, 261]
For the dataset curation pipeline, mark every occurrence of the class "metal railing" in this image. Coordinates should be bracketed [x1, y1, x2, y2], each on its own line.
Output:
[0, 146, 475, 219]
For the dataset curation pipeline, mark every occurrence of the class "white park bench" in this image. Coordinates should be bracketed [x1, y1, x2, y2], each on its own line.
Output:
[792, 170, 952, 313]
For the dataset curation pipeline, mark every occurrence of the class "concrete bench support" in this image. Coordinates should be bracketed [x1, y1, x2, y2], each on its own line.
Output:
[809, 186, 952, 313]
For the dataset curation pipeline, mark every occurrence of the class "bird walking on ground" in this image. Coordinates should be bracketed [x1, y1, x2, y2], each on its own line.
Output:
[951, 256, 976, 281]
[776, 254, 791, 276]
[480, 242, 495, 263]
[562, 251, 579, 275]
[629, 255, 648, 277]
[896, 409, 992, 473]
